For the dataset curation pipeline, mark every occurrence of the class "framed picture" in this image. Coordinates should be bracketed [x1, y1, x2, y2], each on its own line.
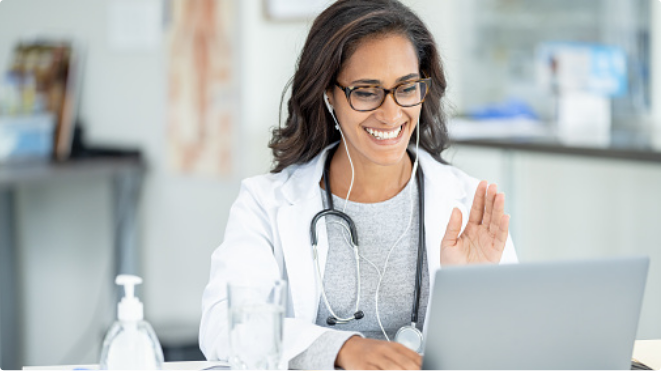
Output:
[167, 0, 238, 176]
[265, 0, 331, 21]
[5, 39, 82, 161]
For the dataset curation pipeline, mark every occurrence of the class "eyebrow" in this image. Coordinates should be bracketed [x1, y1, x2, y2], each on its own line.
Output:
[349, 73, 420, 86]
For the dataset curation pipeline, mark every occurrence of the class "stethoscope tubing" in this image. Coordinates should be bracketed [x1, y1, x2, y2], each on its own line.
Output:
[309, 144, 425, 330]
[412, 157, 425, 324]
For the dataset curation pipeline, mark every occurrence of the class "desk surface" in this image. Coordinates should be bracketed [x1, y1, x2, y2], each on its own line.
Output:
[634, 340, 661, 370]
[23, 361, 229, 370]
[21, 340, 661, 370]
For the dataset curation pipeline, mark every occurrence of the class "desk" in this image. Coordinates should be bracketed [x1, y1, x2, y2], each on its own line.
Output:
[23, 361, 230, 370]
[634, 340, 661, 370]
[19, 340, 661, 370]
[0, 157, 145, 371]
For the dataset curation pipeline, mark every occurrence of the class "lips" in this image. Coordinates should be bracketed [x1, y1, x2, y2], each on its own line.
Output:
[364, 123, 405, 140]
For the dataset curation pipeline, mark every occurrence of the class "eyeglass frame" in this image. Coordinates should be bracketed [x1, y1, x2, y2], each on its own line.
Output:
[333, 77, 432, 112]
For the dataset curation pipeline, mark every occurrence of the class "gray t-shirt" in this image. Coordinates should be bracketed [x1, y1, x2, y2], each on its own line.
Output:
[289, 180, 430, 370]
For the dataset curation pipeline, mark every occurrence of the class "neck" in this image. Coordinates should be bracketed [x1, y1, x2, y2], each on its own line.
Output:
[326, 143, 413, 204]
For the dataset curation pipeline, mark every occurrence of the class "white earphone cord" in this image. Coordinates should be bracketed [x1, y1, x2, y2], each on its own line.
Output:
[326, 106, 355, 213]
[328, 106, 421, 340]
[375, 118, 420, 341]
[330, 221, 383, 281]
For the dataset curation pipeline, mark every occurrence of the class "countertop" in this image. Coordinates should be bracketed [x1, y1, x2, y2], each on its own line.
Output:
[449, 119, 661, 163]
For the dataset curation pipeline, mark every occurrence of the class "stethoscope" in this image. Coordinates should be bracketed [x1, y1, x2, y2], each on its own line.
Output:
[309, 144, 426, 353]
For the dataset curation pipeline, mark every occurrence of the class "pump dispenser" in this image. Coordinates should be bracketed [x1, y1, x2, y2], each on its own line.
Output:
[100, 275, 164, 370]
[117, 275, 143, 322]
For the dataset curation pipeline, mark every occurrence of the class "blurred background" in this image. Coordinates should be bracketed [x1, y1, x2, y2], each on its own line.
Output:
[0, 0, 660, 368]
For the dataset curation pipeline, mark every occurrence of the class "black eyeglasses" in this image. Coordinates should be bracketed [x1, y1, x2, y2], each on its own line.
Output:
[335, 77, 431, 112]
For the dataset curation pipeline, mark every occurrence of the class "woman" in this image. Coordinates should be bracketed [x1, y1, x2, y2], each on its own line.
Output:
[200, 0, 517, 369]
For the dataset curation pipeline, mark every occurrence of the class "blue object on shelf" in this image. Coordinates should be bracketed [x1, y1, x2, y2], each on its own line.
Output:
[466, 99, 539, 121]
[0, 114, 55, 163]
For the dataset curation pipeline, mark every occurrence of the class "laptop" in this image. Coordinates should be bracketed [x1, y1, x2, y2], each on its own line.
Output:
[421, 256, 649, 370]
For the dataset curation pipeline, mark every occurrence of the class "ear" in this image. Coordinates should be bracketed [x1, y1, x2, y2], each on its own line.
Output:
[323, 91, 334, 113]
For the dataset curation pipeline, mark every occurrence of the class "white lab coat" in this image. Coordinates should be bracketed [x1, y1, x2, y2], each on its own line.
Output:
[199, 144, 518, 363]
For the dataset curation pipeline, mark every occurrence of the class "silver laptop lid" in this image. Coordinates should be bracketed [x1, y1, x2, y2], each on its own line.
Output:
[422, 256, 649, 370]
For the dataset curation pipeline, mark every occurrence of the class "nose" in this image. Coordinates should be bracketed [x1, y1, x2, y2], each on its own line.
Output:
[375, 93, 402, 125]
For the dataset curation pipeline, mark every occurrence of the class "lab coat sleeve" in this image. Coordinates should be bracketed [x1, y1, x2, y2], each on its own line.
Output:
[199, 177, 338, 364]
[500, 232, 518, 264]
[199, 178, 281, 361]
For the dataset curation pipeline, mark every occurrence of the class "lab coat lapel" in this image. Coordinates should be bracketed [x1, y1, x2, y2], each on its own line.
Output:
[419, 152, 468, 275]
[277, 198, 328, 323]
[277, 146, 333, 323]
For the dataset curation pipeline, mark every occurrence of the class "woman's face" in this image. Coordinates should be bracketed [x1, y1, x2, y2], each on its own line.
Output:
[327, 33, 422, 168]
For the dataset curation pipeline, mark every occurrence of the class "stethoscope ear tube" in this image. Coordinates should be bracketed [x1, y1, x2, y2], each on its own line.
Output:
[326, 310, 364, 326]
[310, 146, 360, 248]
[411, 160, 425, 325]
[310, 209, 359, 247]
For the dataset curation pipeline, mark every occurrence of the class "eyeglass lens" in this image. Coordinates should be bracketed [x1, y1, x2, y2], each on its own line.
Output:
[350, 81, 428, 111]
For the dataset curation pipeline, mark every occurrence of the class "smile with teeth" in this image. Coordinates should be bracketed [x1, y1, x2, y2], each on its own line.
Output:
[365, 124, 404, 140]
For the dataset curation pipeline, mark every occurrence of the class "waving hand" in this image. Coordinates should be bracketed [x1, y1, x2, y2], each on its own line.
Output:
[440, 181, 510, 266]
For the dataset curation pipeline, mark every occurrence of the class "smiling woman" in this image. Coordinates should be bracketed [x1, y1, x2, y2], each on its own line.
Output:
[269, 0, 450, 175]
[324, 34, 426, 199]
[200, 0, 518, 370]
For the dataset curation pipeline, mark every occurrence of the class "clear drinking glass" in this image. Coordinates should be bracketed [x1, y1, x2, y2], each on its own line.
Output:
[227, 279, 287, 370]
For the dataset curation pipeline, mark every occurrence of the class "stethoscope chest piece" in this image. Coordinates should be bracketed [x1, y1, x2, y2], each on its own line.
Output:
[395, 324, 423, 353]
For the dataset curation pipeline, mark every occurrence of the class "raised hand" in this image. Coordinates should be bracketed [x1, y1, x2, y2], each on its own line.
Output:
[440, 181, 510, 266]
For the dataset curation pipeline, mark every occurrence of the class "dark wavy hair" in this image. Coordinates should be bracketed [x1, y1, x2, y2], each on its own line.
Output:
[269, 0, 450, 173]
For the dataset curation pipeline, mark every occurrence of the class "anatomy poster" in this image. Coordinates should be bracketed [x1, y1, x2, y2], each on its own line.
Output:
[167, 0, 236, 176]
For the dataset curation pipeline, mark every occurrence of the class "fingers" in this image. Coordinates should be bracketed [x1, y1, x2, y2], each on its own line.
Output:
[489, 193, 506, 236]
[382, 343, 422, 370]
[467, 181, 488, 226]
[481, 183, 498, 227]
[441, 207, 462, 248]
[336, 337, 421, 370]
[493, 213, 510, 252]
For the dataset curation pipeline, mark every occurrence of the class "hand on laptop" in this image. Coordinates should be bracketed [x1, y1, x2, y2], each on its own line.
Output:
[440, 181, 509, 266]
[335, 336, 422, 370]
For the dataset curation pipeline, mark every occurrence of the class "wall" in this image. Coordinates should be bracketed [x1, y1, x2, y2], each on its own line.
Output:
[0, 0, 243, 366]
[0, 0, 454, 367]
[653, 0, 661, 132]
[0, 0, 660, 367]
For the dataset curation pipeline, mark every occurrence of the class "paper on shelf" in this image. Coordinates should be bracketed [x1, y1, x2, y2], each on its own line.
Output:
[449, 117, 550, 140]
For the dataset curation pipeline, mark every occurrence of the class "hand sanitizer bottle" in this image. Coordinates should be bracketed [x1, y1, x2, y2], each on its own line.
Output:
[99, 275, 164, 370]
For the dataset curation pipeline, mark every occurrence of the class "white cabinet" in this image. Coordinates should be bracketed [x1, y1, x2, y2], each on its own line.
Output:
[450, 144, 661, 340]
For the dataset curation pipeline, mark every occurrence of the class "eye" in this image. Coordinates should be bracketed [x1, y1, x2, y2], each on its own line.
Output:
[353, 88, 381, 100]
[399, 83, 419, 95]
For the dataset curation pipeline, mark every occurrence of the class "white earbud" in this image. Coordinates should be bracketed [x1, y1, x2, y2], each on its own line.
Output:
[323, 92, 340, 130]
[323, 92, 354, 212]
[323, 92, 334, 113]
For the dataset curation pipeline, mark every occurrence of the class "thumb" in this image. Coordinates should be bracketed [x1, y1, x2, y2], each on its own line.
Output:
[441, 208, 463, 248]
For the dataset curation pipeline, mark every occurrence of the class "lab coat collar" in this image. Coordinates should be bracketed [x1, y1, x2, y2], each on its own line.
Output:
[279, 143, 467, 205]
[279, 144, 333, 205]
[414, 147, 466, 201]
[278, 142, 468, 322]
